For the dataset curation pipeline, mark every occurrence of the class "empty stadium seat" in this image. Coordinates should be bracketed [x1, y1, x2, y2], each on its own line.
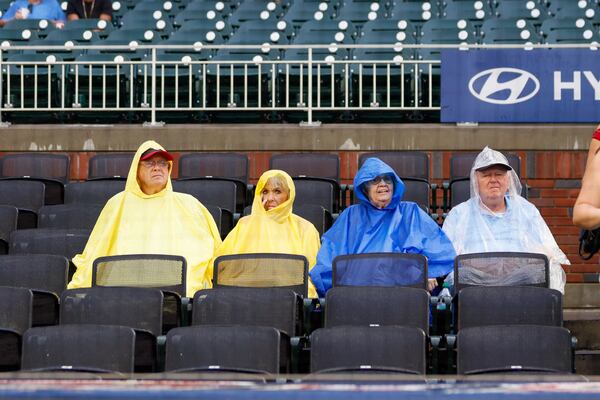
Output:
[0, 205, 18, 253]
[87, 152, 134, 180]
[178, 152, 250, 213]
[172, 178, 238, 216]
[0, 180, 45, 229]
[310, 325, 427, 374]
[60, 286, 165, 372]
[38, 203, 103, 229]
[22, 324, 136, 373]
[0, 286, 33, 371]
[456, 324, 573, 374]
[456, 285, 563, 330]
[0, 152, 69, 205]
[324, 286, 429, 331]
[64, 180, 125, 205]
[0, 254, 69, 326]
[166, 325, 289, 374]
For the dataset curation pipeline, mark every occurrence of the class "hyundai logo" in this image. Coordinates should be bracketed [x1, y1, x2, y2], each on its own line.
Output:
[468, 68, 540, 105]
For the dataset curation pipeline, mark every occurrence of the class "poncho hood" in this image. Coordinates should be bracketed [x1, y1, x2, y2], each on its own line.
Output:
[251, 169, 296, 224]
[126, 140, 174, 198]
[354, 157, 405, 209]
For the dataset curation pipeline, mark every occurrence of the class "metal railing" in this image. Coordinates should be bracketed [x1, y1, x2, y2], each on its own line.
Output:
[0, 43, 592, 125]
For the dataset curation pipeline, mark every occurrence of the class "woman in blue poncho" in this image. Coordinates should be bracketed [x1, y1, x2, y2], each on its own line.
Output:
[309, 157, 456, 297]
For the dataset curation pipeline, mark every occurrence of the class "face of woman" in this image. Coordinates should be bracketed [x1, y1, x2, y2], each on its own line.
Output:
[366, 174, 394, 209]
[261, 181, 289, 211]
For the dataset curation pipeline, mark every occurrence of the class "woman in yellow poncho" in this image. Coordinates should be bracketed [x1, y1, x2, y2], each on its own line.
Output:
[68, 140, 222, 297]
[214, 170, 321, 297]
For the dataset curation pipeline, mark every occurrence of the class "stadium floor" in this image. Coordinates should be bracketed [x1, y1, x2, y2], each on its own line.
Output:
[2, 374, 600, 399]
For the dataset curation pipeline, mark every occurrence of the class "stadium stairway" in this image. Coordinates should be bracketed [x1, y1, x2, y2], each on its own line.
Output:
[564, 282, 600, 375]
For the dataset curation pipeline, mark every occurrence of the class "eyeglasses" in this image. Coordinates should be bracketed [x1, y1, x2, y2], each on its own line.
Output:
[140, 160, 169, 169]
[369, 175, 393, 185]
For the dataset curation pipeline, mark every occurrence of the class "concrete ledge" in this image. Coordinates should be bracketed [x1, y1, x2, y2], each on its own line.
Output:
[0, 123, 594, 152]
[565, 283, 600, 309]
[564, 309, 600, 321]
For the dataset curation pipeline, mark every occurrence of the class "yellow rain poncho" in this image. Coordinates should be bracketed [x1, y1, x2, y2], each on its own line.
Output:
[68, 140, 222, 297]
[214, 170, 321, 297]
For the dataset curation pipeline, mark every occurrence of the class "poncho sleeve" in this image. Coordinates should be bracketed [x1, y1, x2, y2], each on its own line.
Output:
[399, 203, 456, 279]
[309, 208, 352, 297]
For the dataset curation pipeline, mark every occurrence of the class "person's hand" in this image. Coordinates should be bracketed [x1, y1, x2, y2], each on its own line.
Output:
[427, 278, 438, 292]
[54, 21, 64, 29]
[15, 7, 29, 19]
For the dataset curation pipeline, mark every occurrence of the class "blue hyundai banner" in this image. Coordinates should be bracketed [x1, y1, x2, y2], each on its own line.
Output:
[441, 49, 600, 122]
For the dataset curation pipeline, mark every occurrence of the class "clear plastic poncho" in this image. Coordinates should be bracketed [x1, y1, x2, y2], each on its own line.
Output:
[442, 147, 569, 293]
[68, 140, 222, 297]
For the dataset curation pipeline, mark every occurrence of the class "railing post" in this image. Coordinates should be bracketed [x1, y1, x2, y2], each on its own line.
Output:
[143, 47, 164, 127]
[0, 49, 11, 127]
[300, 47, 321, 127]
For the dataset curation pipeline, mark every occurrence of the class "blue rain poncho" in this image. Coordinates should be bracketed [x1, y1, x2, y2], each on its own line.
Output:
[309, 158, 456, 297]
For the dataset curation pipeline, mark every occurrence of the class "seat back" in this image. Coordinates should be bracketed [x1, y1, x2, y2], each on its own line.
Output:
[325, 286, 429, 332]
[457, 286, 563, 330]
[457, 325, 573, 375]
[0, 286, 33, 335]
[213, 253, 308, 297]
[64, 180, 125, 205]
[294, 178, 338, 213]
[0, 254, 69, 296]
[0, 153, 70, 183]
[332, 253, 428, 290]
[60, 287, 163, 337]
[88, 153, 135, 179]
[193, 287, 302, 336]
[9, 229, 90, 260]
[454, 252, 550, 291]
[172, 179, 237, 214]
[359, 151, 429, 181]
[270, 153, 340, 181]
[166, 325, 285, 374]
[0, 205, 18, 252]
[38, 204, 103, 230]
[22, 324, 136, 373]
[310, 326, 426, 374]
[178, 152, 249, 183]
[293, 204, 333, 236]
[0, 180, 45, 212]
[92, 254, 187, 296]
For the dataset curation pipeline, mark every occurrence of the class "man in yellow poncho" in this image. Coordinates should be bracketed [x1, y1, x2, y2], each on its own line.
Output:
[68, 140, 222, 297]
[214, 170, 321, 297]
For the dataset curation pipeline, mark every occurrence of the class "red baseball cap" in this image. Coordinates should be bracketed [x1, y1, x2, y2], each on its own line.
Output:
[140, 148, 173, 161]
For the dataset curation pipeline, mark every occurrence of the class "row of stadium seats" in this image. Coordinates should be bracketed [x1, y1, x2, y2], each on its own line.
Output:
[1, 15, 598, 48]
[0, 251, 572, 375]
[0, 151, 527, 242]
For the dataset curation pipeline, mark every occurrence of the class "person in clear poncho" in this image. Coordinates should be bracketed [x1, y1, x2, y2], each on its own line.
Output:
[442, 146, 569, 293]
[214, 169, 321, 298]
[309, 157, 456, 298]
[68, 140, 222, 297]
